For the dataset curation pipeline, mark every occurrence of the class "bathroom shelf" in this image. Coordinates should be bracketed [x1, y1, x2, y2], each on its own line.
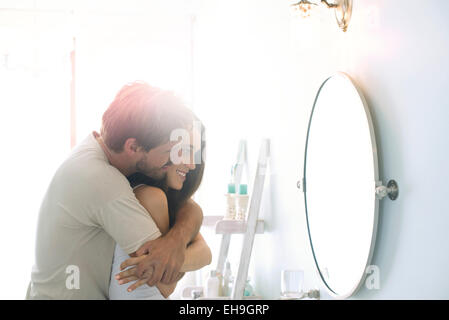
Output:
[202, 215, 224, 227]
[219, 140, 270, 300]
[202, 215, 264, 234]
[196, 140, 269, 300]
[215, 219, 264, 234]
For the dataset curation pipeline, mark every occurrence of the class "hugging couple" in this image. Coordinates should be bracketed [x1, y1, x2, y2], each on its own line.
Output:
[26, 81, 211, 299]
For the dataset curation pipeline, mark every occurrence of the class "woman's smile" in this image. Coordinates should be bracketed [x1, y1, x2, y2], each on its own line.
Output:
[166, 165, 191, 189]
[176, 168, 188, 179]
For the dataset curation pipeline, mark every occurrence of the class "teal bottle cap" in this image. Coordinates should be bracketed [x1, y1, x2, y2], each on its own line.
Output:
[228, 183, 236, 194]
[238, 184, 248, 195]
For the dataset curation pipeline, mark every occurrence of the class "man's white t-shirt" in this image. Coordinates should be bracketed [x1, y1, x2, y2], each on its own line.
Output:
[26, 132, 162, 299]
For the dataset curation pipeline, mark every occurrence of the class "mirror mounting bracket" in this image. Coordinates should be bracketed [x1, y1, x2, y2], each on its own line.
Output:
[297, 178, 306, 193]
[375, 179, 399, 200]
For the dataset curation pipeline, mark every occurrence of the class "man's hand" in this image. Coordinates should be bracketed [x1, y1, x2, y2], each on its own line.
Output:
[127, 233, 186, 286]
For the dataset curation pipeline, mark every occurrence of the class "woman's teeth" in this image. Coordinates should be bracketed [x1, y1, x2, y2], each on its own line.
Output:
[176, 169, 187, 177]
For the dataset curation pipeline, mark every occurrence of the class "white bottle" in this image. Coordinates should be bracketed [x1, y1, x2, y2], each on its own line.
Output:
[224, 192, 237, 220]
[205, 270, 220, 298]
[224, 166, 237, 220]
[222, 261, 233, 297]
[236, 184, 249, 221]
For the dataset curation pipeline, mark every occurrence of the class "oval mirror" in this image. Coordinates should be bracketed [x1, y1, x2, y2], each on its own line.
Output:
[303, 72, 379, 298]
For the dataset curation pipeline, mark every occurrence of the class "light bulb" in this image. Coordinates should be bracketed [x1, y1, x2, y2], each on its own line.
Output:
[290, 0, 352, 32]
[290, 0, 319, 19]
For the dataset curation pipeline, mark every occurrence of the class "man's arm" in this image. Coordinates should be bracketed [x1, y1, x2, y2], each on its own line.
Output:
[166, 199, 204, 247]
[158, 232, 211, 297]
[130, 198, 203, 285]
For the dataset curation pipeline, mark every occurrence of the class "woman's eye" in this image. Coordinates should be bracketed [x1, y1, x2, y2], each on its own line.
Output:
[182, 147, 191, 155]
[194, 150, 202, 162]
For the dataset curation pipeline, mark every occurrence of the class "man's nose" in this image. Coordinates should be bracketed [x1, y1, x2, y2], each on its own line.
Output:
[163, 155, 172, 166]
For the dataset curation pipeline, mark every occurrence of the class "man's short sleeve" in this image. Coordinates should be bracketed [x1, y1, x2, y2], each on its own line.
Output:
[96, 194, 162, 254]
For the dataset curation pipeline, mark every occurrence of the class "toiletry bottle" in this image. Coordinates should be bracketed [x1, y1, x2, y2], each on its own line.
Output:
[229, 275, 235, 297]
[205, 270, 220, 298]
[244, 277, 254, 297]
[222, 260, 233, 297]
[216, 270, 223, 296]
[191, 289, 203, 300]
[236, 183, 249, 221]
[224, 166, 237, 220]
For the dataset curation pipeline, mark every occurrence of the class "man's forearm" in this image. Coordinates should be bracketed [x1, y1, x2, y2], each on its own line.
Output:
[166, 199, 203, 247]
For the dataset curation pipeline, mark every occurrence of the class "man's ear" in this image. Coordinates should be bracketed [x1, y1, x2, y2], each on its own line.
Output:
[123, 138, 140, 154]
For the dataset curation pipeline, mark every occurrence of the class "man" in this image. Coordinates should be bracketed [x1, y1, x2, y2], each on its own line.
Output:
[26, 82, 203, 299]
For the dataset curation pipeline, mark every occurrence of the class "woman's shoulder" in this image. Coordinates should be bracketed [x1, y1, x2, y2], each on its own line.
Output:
[134, 185, 166, 198]
[133, 185, 169, 234]
[133, 185, 168, 212]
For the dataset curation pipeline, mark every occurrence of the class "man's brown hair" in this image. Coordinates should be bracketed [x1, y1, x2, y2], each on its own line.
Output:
[101, 81, 193, 152]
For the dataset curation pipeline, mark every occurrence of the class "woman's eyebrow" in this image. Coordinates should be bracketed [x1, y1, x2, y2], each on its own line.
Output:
[181, 144, 195, 152]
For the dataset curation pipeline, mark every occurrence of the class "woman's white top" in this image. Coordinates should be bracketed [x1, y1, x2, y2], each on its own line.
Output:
[108, 184, 166, 300]
[108, 244, 166, 300]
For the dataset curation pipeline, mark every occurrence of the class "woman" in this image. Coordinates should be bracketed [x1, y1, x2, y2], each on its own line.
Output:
[109, 124, 210, 299]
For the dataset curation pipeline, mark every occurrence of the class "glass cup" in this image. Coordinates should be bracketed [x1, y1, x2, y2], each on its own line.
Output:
[281, 269, 304, 298]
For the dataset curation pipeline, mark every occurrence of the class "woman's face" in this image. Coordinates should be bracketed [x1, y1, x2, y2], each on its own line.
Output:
[165, 125, 202, 190]
[165, 163, 195, 190]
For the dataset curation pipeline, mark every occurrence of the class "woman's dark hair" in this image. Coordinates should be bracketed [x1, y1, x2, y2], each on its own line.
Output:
[127, 121, 206, 228]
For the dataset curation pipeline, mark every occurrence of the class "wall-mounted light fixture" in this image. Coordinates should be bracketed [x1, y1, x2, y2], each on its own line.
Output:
[291, 0, 353, 32]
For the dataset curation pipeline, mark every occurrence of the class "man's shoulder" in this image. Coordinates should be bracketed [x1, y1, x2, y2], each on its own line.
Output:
[59, 151, 125, 186]
[51, 135, 131, 203]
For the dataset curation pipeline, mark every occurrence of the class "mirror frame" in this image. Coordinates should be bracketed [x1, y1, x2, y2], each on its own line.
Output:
[303, 72, 380, 299]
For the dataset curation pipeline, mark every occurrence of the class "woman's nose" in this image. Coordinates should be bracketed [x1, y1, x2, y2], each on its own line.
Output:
[186, 162, 196, 170]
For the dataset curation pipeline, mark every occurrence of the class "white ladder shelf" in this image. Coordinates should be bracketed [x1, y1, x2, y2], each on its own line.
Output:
[214, 139, 270, 300]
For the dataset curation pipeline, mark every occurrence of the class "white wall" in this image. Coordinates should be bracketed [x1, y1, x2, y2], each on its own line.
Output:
[0, 1, 73, 299]
[193, 0, 449, 299]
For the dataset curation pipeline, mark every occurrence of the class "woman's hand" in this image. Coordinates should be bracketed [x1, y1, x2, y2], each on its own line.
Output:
[115, 255, 185, 293]
[114, 255, 150, 292]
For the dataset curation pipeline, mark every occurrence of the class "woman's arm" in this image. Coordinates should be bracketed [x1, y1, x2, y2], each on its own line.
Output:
[133, 185, 170, 234]
[134, 186, 211, 270]
[180, 232, 212, 272]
